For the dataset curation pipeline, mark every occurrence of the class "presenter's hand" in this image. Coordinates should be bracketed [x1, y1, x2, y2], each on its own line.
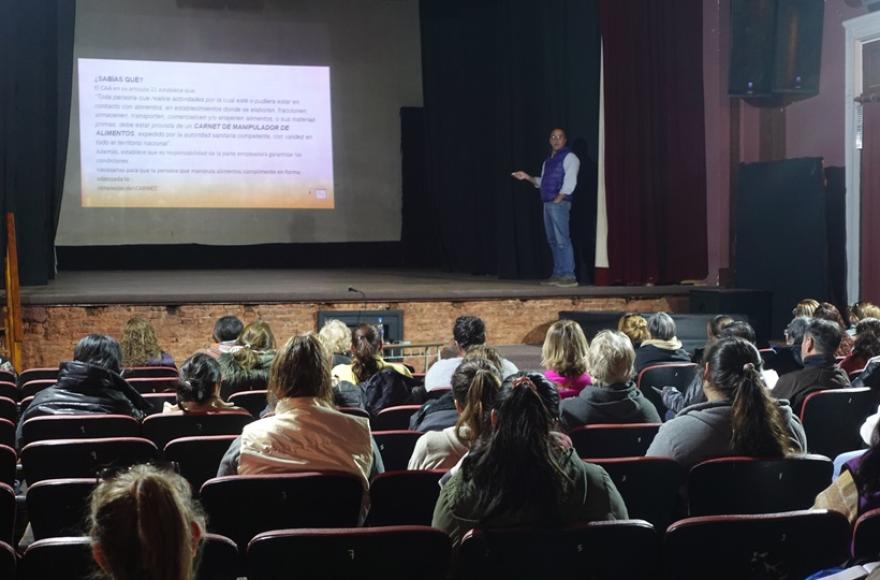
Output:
[511, 171, 531, 182]
[553, 194, 566, 204]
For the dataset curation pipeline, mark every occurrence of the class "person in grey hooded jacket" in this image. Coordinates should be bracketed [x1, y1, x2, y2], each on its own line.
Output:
[647, 337, 807, 471]
[561, 330, 660, 431]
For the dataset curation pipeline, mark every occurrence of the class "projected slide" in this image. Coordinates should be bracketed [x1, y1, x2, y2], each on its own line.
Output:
[77, 58, 334, 209]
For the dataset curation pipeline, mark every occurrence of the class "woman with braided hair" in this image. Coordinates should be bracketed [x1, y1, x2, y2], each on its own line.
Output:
[647, 337, 807, 470]
[432, 375, 627, 547]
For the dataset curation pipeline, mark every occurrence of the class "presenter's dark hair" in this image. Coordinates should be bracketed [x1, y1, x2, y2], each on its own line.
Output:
[453, 316, 487, 350]
[177, 353, 221, 406]
[213, 316, 243, 343]
[351, 324, 382, 383]
[74, 334, 123, 373]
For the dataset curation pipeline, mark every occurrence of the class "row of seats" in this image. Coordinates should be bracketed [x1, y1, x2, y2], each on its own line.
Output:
[0, 511, 875, 580]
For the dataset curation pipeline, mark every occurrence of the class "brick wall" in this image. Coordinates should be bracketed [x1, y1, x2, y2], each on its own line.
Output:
[21, 294, 686, 371]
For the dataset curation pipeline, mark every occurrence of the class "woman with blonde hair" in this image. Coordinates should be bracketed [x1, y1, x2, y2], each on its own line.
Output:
[319, 319, 354, 366]
[792, 298, 820, 318]
[541, 320, 592, 398]
[89, 465, 204, 580]
[331, 324, 411, 384]
[617, 313, 650, 348]
[218, 320, 277, 397]
[120, 316, 174, 368]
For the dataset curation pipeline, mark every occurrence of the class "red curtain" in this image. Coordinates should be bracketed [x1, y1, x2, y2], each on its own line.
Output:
[861, 102, 880, 303]
[600, 0, 708, 285]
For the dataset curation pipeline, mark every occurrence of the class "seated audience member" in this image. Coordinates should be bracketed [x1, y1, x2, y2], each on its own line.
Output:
[16, 334, 151, 448]
[431, 376, 628, 547]
[424, 315, 518, 392]
[560, 330, 659, 430]
[662, 321, 778, 416]
[793, 298, 821, 318]
[408, 359, 502, 470]
[691, 314, 734, 364]
[541, 319, 592, 398]
[163, 353, 242, 414]
[221, 333, 374, 486]
[814, 302, 854, 357]
[772, 318, 851, 415]
[218, 320, 277, 395]
[89, 464, 204, 580]
[319, 318, 354, 366]
[409, 345, 505, 433]
[814, 421, 880, 522]
[646, 337, 806, 470]
[839, 318, 880, 376]
[617, 313, 650, 348]
[120, 316, 175, 368]
[331, 324, 412, 385]
[848, 302, 880, 333]
[202, 315, 243, 359]
[634, 312, 691, 373]
[766, 316, 810, 377]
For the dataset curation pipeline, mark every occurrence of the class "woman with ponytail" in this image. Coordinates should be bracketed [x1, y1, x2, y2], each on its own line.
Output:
[408, 358, 502, 470]
[163, 353, 243, 414]
[218, 320, 277, 397]
[331, 324, 412, 384]
[432, 376, 628, 547]
[89, 465, 204, 580]
[647, 337, 807, 470]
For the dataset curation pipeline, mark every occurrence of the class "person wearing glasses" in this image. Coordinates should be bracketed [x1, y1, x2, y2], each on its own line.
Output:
[512, 128, 581, 288]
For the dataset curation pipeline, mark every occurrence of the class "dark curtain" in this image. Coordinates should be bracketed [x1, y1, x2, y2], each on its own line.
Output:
[861, 102, 880, 304]
[1, 0, 75, 285]
[600, 0, 708, 285]
[419, 0, 600, 280]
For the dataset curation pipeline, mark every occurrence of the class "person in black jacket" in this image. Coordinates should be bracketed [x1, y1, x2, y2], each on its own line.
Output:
[634, 312, 692, 374]
[16, 334, 151, 448]
[561, 330, 660, 430]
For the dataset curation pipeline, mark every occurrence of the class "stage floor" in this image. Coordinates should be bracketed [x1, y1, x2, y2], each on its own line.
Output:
[22, 269, 693, 305]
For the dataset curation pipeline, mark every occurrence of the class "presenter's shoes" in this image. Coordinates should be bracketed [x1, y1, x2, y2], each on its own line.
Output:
[540, 277, 561, 286]
[551, 277, 578, 288]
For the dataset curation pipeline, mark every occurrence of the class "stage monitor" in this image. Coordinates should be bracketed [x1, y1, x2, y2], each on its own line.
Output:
[57, 0, 423, 246]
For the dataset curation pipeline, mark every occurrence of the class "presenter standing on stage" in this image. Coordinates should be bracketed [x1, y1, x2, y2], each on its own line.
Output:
[512, 128, 580, 288]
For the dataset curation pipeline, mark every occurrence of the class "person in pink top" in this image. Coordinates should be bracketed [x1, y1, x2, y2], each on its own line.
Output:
[542, 319, 592, 398]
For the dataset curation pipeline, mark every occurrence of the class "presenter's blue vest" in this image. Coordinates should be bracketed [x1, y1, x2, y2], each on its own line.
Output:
[539, 147, 571, 202]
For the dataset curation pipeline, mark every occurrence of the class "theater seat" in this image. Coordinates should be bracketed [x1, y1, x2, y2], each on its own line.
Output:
[228, 390, 268, 418]
[121, 365, 178, 379]
[0, 540, 13, 579]
[17, 368, 59, 386]
[366, 469, 445, 527]
[21, 437, 159, 483]
[570, 423, 661, 458]
[637, 363, 699, 417]
[371, 405, 422, 431]
[200, 472, 364, 552]
[0, 419, 13, 449]
[800, 388, 876, 460]
[163, 435, 238, 495]
[20, 414, 141, 447]
[142, 410, 253, 449]
[664, 510, 850, 580]
[18, 537, 92, 580]
[247, 526, 451, 580]
[197, 534, 240, 580]
[687, 455, 833, 516]
[853, 507, 880, 561]
[126, 377, 179, 394]
[0, 397, 16, 424]
[372, 430, 423, 471]
[0, 483, 15, 544]
[458, 520, 659, 580]
[0, 445, 15, 486]
[27, 479, 96, 540]
[0, 382, 17, 402]
[19, 380, 56, 399]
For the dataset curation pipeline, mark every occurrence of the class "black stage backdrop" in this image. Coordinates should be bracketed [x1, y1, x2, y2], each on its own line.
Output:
[1, 0, 75, 285]
[419, 0, 601, 281]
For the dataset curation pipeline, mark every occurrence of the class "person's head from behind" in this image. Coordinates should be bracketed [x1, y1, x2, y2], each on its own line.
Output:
[785, 316, 810, 347]
[177, 353, 221, 409]
[89, 464, 204, 580]
[588, 330, 635, 387]
[75, 334, 123, 374]
[853, 318, 880, 362]
[541, 320, 588, 378]
[121, 317, 161, 366]
[708, 315, 735, 343]
[231, 320, 276, 370]
[793, 298, 820, 318]
[802, 318, 843, 360]
[618, 313, 649, 346]
[462, 376, 568, 519]
[350, 324, 382, 383]
[318, 319, 351, 355]
[501, 372, 561, 420]
[719, 320, 757, 345]
[814, 302, 847, 331]
[461, 345, 504, 375]
[212, 315, 243, 344]
[452, 358, 503, 444]
[269, 332, 331, 403]
[703, 337, 791, 457]
[453, 315, 487, 353]
[851, 302, 880, 327]
[648, 312, 677, 342]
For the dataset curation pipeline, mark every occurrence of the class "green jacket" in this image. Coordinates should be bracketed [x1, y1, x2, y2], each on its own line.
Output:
[432, 447, 629, 547]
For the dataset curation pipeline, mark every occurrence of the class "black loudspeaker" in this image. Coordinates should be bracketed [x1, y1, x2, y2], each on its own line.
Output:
[734, 158, 829, 339]
[729, 0, 824, 101]
[690, 289, 773, 347]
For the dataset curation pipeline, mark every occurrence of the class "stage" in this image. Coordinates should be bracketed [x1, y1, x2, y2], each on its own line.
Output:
[19, 269, 693, 370]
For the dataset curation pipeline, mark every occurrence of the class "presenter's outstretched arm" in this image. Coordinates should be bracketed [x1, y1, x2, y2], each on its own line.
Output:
[511, 171, 538, 187]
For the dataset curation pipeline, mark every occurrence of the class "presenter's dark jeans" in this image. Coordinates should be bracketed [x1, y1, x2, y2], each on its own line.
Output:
[543, 200, 574, 279]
